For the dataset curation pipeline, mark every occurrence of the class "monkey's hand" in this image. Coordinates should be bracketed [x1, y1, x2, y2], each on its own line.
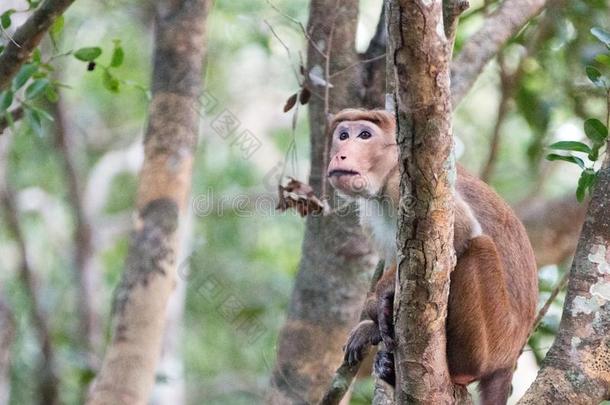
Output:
[343, 320, 381, 366]
[377, 289, 395, 350]
[373, 350, 395, 386]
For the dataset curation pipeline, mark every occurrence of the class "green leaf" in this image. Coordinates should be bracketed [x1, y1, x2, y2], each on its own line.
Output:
[26, 79, 50, 100]
[0, 91, 13, 112]
[591, 27, 610, 48]
[1, 9, 15, 29]
[12, 64, 37, 90]
[584, 118, 608, 144]
[548, 141, 592, 154]
[110, 40, 124, 68]
[74, 47, 102, 62]
[102, 70, 120, 93]
[26, 108, 43, 137]
[546, 154, 585, 169]
[595, 54, 610, 67]
[32, 49, 42, 64]
[29, 106, 54, 122]
[45, 85, 59, 102]
[585, 66, 608, 88]
[576, 170, 597, 202]
[26, 0, 41, 9]
[50, 15, 64, 36]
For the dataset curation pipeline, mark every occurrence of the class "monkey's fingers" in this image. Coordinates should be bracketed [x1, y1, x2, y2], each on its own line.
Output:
[343, 320, 379, 366]
[378, 291, 396, 351]
[373, 350, 396, 386]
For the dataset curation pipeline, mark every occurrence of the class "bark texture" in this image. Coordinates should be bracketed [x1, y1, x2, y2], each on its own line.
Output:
[0, 0, 76, 91]
[518, 141, 610, 404]
[86, 1, 210, 404]
[388, 0, 467, 402]
[267, 1, 379, 403]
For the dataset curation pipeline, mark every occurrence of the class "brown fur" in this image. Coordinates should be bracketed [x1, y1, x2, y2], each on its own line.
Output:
[329, 109, 538, 405]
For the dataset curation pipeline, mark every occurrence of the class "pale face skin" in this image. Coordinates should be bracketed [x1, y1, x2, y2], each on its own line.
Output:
[327, 120, 398, 198]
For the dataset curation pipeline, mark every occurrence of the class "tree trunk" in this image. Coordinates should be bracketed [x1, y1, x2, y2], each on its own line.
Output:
[518, 126, 610, 404]
[86, 1, 211, 404]
[388, 0, 468, 402]
[267, 1, 379, 403]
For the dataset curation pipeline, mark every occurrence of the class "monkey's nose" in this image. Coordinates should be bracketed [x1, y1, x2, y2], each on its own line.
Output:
[340, 156, 346, 160]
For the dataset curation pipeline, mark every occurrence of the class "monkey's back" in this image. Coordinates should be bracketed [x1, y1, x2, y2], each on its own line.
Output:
[456, 165, 538, 347]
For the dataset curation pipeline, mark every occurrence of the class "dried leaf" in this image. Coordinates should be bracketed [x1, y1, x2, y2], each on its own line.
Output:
[283, 93, 298, 113]
[276, 178, 326, 217]
[299, 87, 311, 105]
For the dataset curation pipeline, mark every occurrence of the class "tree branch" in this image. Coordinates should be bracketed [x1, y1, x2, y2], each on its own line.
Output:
[0, 0, 77, 91]
[361, 3, 389, 108]
[0, 136, 60, 405]
[451, 0, 548, 106]
[388, 0, 469, 402]
[51, 98, 101, 361]
[86, 0, 211, 403]
[517, 120, 610, 404]
[480, 52, 511, 182]
[443, 0, 470, 56]
[319, 261, 385, 405]
[0, 106, 24, 135]
[268, 1, 377, 403]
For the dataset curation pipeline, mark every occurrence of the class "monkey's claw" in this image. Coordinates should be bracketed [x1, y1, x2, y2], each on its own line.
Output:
[378, 291, 396, 350]
[343, 320, 380, 366]
[374, 350, 396, 386]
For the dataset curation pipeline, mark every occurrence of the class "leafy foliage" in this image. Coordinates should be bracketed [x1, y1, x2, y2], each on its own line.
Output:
[546, 26, 610, 201]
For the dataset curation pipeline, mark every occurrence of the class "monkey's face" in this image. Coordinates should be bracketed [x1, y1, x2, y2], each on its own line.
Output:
[327, 120, 398, 198]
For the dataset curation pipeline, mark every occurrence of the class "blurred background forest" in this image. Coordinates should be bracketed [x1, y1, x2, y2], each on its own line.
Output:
[0, 0, 609, 404]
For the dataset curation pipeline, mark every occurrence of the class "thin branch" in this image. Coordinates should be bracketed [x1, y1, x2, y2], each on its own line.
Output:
[480, 52, 511, 182]
[443, 0, 470, 56]
[361, 3, 388, 108]
[263, 20, 301, 85]
[265, 0, 326, 58]
[0, 0, 77, 91]
[319, 260, 385, 405]
[528, 271, 569, 341]
[0, 106, 25, 135]
[0, 139, 60, 405]
[329, 54, 386, 79]
[451, 0, 549, 106]
[50, 98, 101, 365]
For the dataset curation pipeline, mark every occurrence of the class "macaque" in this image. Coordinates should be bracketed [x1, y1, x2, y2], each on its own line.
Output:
[326, 109, 538, 405]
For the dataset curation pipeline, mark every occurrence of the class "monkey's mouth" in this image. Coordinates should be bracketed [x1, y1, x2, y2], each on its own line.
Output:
[328, 169, 360, 177]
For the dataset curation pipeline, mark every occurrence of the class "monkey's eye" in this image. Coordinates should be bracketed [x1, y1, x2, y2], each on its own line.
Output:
[339, 131, 349, 141]
[359, 130, 372, 140]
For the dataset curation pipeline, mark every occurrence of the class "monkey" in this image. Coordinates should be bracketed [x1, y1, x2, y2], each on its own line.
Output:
[326, 109, 538, 405]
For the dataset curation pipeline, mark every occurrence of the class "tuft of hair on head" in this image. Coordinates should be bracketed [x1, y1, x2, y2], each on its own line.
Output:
[328, 109, 396, 137]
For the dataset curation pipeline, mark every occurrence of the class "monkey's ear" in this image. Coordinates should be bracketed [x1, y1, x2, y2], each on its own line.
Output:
[326, 112, 334, 125]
